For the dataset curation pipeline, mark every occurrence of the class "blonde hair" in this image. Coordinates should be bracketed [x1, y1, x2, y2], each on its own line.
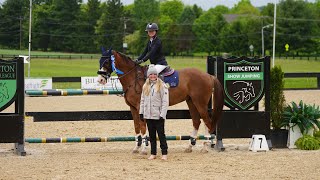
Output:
[142, 78, 162, 96]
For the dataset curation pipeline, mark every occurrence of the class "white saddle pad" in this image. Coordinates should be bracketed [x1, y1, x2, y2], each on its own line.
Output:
[153, 65, 167, 74]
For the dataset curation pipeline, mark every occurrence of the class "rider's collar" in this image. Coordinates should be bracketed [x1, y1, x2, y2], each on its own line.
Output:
[149, 35, 157, 42]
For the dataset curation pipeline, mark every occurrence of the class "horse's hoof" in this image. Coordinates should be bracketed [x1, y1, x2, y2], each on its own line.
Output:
[132, 147, 140, 154]
[200, 148, 209, 153]
[140, 150, 148, 155]
[184, 148, 192, 153]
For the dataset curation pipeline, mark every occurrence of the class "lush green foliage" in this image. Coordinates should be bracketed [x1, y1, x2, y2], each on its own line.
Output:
[314, 130, 320, 139]
[0, 0, 28, 48]
[295, 135, 320, 150]
[277, 0, 318, 54]
[0, 0, 319, 56]
[193, 8, 227, 54]
[95, 0, 124, 51]
[283, 101, 320, 134]
[270, 66, 286, 129]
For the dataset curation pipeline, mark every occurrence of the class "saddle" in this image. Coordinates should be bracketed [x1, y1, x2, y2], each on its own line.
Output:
[143, 65, 179, 88]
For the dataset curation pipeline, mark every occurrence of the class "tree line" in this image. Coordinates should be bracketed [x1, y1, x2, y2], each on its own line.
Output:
[0, 0, 319, 56]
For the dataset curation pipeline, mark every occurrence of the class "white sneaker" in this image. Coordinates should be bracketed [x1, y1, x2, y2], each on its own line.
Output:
[148, 155, 156, 160]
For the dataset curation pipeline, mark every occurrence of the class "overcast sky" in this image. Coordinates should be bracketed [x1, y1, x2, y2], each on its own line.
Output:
[0, 0, 317, 10]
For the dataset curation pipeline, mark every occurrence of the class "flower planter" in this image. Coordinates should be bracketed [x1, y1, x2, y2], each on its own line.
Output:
[270, 129, 289, 148]
[287, 123, 314, 149]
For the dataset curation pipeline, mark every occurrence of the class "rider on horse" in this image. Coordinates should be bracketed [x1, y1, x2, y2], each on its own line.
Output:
[135, 23, 167, 66]
[135, 23, 169, 80]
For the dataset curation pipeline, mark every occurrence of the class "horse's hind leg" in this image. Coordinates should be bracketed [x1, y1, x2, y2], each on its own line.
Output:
[185, 98, 201, 153]
[190, 99, 215, 153]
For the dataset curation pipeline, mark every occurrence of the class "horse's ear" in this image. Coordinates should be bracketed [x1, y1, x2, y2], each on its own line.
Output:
[107, 47, 112, 53]
[101, 46, 106, 53]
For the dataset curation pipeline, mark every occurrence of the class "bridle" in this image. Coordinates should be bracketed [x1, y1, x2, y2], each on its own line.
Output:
[98, 54, 145, 94]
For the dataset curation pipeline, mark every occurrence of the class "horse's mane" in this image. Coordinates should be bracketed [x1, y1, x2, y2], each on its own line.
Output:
[114, 51, 144, 70]
[116, 51, 134, 63]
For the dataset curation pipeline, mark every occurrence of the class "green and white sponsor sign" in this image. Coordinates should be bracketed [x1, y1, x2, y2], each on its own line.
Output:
[0, 60, 17, 111]
[224, 60, 265, 110]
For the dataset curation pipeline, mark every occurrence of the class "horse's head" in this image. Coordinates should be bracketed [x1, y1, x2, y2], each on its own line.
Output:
[97, 47, 113, 85]
[246, 82, 255, 97]
[0, 82, 9, 99]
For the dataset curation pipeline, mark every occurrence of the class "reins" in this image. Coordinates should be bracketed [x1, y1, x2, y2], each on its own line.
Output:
[121, 65, 144, 95]
[112, 54, 145, 95]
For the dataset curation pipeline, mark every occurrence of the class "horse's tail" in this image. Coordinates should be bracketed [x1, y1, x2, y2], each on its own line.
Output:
[210, 75, 224, 134]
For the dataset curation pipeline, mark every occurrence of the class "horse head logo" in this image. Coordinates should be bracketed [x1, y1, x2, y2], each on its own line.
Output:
[232, 81, 255, 104]
[0, 82, 9, 103]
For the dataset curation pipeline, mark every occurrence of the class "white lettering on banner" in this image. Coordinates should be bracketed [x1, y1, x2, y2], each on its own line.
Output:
[228, 74, 240, 79]
[228, 66, 260, 72]
[81, 76, 122, 90]
[241, 74, 260, 79]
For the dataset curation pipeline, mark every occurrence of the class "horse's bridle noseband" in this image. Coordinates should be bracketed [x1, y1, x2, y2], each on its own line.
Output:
[98, 55, 139, 81]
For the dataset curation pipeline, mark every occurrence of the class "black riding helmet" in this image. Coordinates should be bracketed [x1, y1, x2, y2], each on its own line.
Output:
[145, 23, 159, 32]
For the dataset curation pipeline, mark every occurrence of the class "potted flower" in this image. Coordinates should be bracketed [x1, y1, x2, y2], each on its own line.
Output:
[269, 66, 288, 148]
[282, 100, 320, 148]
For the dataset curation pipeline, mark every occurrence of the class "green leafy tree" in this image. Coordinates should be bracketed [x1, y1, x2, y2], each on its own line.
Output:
[220, 16, 260, 55]
[192, 4, 203, 19]
[212, 5, 229, 15]
[133, 0, 159, 30]
[307, 0, 320, 55]
[193, 8, 227, 55]
[133, 0, 160, 54]
[159, 0, 184, 55]
[315, 0, 320, 54]
[49, 0, 82, 52]
[260, 3, 275, 54]
[0, 0, 28, 49]
[123, 4, 135, 35]
[231, 0, 260, 15]
[261, 3, 274, 17]
[123, 4, 136, 54]
[95, 0, 124, 51]
[277, 0, 318, 55]
[32, 1, 52, 51]
[125, 30, 140, 55]
[81, 0, 102, 52]
[220, 21, 245, 55]
[176, 5, 198, 54]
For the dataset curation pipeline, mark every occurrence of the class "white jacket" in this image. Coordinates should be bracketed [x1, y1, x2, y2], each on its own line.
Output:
[139, 81, 169, 120]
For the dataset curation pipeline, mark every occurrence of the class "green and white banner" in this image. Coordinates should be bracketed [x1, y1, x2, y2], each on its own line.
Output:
[0, 60, 17, 111]
[223, 60, 264, 110]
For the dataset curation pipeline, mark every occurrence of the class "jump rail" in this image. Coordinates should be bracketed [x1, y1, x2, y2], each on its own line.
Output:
[25, 135, 206, 143]
[25, 89, 123, 96]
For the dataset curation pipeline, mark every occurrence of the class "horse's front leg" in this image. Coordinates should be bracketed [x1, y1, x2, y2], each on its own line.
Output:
[130, 106, 148, 155]
[185, 99, 201, 153]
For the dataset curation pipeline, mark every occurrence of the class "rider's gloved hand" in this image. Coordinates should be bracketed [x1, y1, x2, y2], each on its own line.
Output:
[139, 114, 144, 121]
[135, 59, 143, 65]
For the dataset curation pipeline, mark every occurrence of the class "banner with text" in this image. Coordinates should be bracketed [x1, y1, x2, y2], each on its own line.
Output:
[81, 76, 122, 90]
[25, 78, 52, 90]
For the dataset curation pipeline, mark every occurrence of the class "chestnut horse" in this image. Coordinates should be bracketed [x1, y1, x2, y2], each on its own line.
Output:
[97, 48, 224, 154]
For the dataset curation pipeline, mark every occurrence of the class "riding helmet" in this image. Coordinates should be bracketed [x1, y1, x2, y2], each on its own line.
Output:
[145, 23, 159, 32]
